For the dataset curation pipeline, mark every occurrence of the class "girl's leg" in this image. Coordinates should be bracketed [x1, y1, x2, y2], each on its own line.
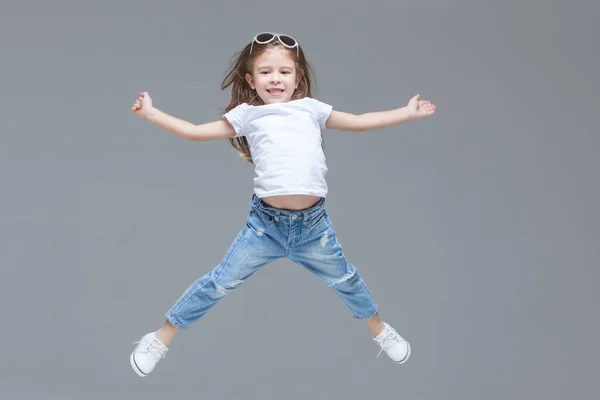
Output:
[131, 207, 284, 377]
[164, 210, 282, 334]
[289, 209, 410, 364]
[366, 314, 385, 337]
[155, 319, 178, 347]
[289, 211, 380, 321]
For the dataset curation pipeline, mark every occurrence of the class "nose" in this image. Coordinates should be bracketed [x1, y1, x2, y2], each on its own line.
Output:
[270, 73, 281, 83]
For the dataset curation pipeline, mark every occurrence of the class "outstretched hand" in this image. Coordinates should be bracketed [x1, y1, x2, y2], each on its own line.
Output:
[406, 94, 436, 119]
[131, 91, 153, 119]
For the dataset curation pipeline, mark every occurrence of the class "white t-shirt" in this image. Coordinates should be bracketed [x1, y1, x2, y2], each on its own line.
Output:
[223, 97, 333, 199]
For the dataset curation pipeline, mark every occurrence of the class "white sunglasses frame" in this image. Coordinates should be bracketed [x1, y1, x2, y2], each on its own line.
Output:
[249, 32, 299, 57]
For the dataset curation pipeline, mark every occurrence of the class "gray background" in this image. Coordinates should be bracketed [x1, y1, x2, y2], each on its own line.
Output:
[1, 0, 598, 399]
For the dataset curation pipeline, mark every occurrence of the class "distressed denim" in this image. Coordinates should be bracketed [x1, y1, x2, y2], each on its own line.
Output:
[166, 195, 379, 330]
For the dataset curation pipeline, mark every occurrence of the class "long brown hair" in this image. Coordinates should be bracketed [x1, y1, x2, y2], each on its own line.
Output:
[221, 38, 317, 163]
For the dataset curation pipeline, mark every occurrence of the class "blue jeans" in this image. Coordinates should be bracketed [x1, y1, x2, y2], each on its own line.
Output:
[166, 195, 379, 330]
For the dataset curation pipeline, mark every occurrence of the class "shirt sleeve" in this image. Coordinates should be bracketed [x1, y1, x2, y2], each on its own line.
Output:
[222, 103, 248, 137]
[306, 98, 333, 129]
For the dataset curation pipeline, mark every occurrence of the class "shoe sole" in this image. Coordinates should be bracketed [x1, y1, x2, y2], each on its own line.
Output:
[394, 340, 411, 364]
[130, 351, 148, 377]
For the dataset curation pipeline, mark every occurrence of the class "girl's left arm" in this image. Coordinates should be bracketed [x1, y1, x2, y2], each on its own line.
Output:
[325, 94, 436, 132]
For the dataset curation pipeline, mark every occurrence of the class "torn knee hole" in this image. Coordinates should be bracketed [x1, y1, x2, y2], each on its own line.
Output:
[214, 279, 244, 295]
[329, 271, 357, 287]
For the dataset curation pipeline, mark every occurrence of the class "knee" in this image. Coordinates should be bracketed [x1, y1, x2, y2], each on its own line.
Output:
[212, 269, 244, 296]
[329, 268, 359, 288]
[213, 279, 244, 295]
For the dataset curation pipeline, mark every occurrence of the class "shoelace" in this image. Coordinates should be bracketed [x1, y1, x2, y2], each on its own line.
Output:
[133, 338, 167, 361]
[374, 328, 399, 358]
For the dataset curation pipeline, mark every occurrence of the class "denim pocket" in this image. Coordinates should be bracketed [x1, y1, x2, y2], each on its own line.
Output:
[248, 208, 274, 228]
[307, 209, 328, 231]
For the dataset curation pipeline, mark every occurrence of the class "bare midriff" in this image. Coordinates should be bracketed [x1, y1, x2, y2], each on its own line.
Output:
[260, 194, 321, 211]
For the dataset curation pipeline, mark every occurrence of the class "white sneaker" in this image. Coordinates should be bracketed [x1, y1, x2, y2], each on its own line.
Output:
[373, 322, 411, 364]
[130, 332, 168, 377]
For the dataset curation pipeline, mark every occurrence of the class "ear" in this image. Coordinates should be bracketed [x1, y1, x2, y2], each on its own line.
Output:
[245, 73, 255, 90]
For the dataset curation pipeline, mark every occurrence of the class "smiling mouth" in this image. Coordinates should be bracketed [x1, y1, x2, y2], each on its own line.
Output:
[267, 89, 285, 95]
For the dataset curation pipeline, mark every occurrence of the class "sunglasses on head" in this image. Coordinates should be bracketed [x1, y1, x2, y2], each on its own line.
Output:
[250, 32, 299, 57]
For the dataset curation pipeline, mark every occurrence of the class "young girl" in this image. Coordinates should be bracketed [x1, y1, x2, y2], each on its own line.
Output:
[129, 32, 436, 377]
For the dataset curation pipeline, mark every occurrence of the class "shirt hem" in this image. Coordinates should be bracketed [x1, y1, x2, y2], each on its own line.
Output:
[255, 188, 328, 198]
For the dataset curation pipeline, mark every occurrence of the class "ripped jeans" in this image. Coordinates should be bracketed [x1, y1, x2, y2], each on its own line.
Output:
[165, 195, 379, 330]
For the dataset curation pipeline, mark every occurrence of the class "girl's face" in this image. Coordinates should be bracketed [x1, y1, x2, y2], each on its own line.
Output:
[246, 47, 300, 104]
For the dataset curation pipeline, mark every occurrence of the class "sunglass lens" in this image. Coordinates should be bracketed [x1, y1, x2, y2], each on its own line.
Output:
[255, 33, 275, 43]
[278, 35, 296, 47]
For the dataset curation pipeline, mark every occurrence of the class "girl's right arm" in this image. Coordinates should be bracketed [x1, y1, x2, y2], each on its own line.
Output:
[131, 91, 236, 141]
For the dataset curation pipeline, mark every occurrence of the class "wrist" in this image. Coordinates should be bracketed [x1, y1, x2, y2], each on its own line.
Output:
[399, 106, 414, 121]
[143, 107, 158, 121]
